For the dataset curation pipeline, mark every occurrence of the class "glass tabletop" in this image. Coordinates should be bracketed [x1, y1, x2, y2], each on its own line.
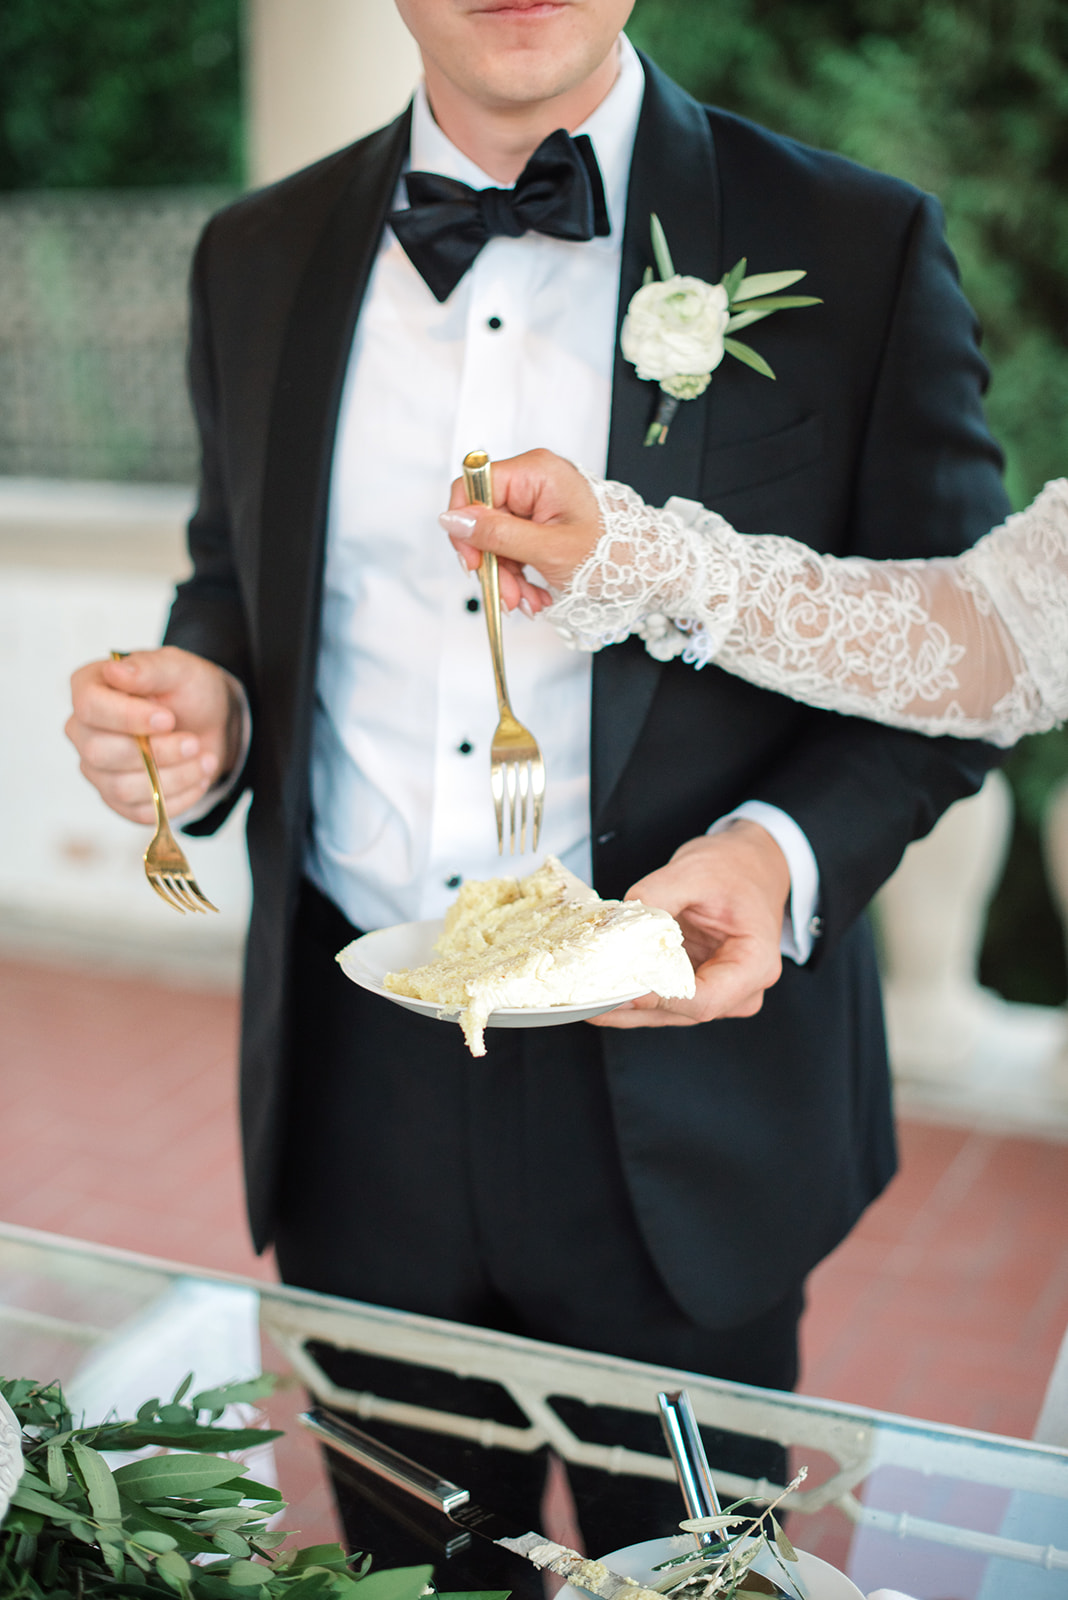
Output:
[1, 1222, 1065, 1600]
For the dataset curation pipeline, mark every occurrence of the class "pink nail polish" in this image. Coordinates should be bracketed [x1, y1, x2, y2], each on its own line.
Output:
[439, 510, 478, 535]
[519, 598, 535, 620]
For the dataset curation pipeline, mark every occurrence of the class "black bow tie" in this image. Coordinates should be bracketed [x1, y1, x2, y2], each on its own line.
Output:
[390, 128, 610, 303]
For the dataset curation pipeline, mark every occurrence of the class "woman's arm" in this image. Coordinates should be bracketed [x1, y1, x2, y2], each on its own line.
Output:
[443, 455, 1068, 749]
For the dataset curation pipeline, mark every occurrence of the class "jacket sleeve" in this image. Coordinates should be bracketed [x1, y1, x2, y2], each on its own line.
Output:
[164, 216, 256, 836]
[746, 193, 1010, 960]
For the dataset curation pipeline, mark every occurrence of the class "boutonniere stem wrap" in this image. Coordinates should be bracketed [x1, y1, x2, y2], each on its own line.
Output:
[621, 214, 822, 445]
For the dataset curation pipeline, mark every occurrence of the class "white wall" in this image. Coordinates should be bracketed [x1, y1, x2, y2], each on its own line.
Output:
[0, 480, 250, 984]
[247, 0, 421, 185]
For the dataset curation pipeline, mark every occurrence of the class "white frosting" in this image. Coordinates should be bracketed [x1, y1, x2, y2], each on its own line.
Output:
[385, 858, 695, 1054]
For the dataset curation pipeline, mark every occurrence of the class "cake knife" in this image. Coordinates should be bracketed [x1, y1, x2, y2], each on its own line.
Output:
[657, 1390, 790, 1598]
[657, 1389, 724, 1547]
[300, 1408, 661, 1598]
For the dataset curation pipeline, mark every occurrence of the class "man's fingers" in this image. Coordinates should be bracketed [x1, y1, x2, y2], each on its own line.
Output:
[65, 722, 213, 774]
[85, 752, 215, 812]
[590, 937, 778, 1030]
[688, 950, 772, 1019]
[112, 757, 216, 809]
[71, 670, 176, 738]
[102, 646, 201, 699]
[623, 873, 694, 922]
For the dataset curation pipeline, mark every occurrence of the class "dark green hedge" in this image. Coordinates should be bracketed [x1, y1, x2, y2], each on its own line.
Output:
[0, 0, 243, 189]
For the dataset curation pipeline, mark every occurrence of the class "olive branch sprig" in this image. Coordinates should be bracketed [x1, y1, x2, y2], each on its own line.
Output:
[649, 1464, 811, 1600]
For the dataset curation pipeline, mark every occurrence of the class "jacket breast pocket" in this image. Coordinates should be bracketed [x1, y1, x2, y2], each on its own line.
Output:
[700, 413, 824, 501]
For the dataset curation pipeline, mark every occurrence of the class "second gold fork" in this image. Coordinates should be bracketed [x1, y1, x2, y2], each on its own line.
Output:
[462, 450, 546, 854]
[110, 650, 219, 913]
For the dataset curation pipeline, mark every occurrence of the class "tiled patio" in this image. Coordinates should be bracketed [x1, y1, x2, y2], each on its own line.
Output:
[3, 952, 1066, 1446]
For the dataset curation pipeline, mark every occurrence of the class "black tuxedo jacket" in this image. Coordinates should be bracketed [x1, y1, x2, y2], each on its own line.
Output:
[167, 57, 1007, 1327]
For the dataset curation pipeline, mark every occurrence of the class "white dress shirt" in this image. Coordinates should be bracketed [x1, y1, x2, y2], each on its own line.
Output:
[291, 36, 820, 953]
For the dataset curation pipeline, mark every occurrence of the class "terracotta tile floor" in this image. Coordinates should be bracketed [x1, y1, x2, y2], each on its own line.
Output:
[2, 954, 1066, 1443]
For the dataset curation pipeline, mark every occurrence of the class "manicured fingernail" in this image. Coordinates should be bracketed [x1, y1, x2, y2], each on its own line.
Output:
[200, 753, 218, 776]
[149, 712, 171, 730]
[457, 551, 471, 575]
[439, 510, 478, 534]
[180, 736, 198, 757]
[519, 598, 535, 619]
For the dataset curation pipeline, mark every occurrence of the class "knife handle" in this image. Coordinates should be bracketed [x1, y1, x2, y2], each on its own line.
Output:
[300, 1408, 470, 1515]
[657, 1389, 722, 1546]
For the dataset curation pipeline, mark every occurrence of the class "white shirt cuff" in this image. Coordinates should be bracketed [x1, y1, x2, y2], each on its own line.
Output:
[173, 673, 252, 827]
[707, 800, 822, 964]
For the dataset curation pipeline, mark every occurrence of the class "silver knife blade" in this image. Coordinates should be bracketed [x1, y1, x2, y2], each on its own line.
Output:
[299, 1408, 664, 1599]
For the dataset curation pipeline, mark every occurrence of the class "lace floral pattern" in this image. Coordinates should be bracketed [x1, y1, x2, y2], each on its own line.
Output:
[547, 475, 1068, 747]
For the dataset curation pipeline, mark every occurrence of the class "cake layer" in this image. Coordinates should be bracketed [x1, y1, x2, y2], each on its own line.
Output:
[384, 858, 695, 1055]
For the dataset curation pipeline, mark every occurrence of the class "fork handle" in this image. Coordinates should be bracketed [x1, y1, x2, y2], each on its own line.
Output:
[477, 555, 512, 716]
[110, 649, 168, 829]
[134, 734, 169, 829]
[463, 452, 512, 717]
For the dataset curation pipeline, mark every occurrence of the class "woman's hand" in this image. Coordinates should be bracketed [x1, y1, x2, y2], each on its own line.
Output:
[439, 448, 602, 613]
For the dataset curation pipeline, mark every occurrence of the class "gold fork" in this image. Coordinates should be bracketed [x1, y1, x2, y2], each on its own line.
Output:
[462, 450, 546, 854]
[110, 651, 219, 914]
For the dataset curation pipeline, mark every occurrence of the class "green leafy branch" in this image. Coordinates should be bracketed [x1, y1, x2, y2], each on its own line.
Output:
[648, 1466, 810, 1600]
[1, 1375, 509, 1600]
[719, 260, 822, 382]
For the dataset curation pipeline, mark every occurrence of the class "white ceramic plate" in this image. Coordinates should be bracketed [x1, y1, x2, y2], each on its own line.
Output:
[557, 1535, 863, 1600]
[335, 918, 648, 1030]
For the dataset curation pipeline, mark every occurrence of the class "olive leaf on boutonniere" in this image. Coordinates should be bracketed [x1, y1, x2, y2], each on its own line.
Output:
[621, 214, 822, 445]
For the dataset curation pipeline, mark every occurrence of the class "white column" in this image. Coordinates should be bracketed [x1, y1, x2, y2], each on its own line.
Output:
[247, 0, 421, 187]
[875, 771, 1013, 1077]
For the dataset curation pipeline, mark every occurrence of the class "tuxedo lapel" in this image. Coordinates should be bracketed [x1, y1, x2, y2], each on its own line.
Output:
[257, 111, 410, 805]
[593, 57, 721, 822]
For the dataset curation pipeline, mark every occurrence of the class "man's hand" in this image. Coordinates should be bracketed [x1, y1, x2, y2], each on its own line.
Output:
[590, 822, 792, 1029]
[66, 647, 244, 826]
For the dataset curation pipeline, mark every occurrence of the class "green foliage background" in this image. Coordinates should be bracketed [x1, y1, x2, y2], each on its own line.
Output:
[627, 0, 1068, 511]
[1, 0, 1065, 997]
[0, 0, 243, 189]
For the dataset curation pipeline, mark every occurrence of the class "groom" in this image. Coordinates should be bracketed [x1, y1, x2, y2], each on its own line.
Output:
[68, 0, 1006, 1530]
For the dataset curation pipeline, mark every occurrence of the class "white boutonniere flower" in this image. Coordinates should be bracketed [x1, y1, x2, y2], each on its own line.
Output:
[621, 214, 822, 445]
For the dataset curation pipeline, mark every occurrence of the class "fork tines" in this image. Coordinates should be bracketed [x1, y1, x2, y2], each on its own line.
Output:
[493, 761, 545, 855]
[146, 870, 218, 914]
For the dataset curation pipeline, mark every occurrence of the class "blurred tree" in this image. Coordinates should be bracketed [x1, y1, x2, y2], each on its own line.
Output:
[0, 0, 243, 189]
[629, 0, 1068, 1001]
[629, 0, 1068, 508]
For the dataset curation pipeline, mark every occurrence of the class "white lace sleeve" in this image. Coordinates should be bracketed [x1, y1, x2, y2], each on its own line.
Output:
[547, 475, 1068, 748]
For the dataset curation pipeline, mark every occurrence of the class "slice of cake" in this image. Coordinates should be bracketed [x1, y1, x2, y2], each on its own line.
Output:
[382, 857, 696, 1056]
